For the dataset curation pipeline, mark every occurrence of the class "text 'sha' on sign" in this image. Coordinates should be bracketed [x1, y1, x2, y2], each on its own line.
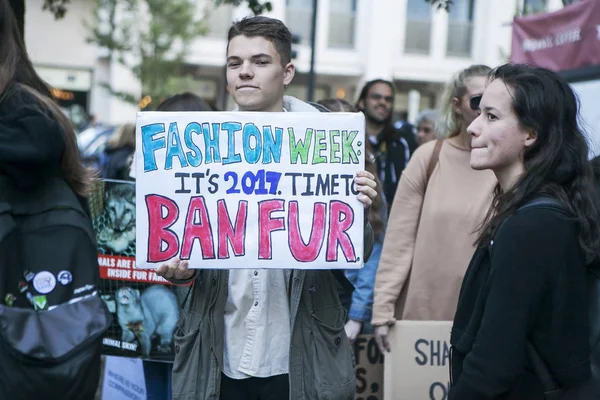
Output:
[384, 321, 453, 400]
[135, 111, 366, 269]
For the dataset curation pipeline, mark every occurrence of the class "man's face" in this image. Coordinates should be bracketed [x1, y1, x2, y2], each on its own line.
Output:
[359, 82, 394, 124]
[226, 35, 294, 112]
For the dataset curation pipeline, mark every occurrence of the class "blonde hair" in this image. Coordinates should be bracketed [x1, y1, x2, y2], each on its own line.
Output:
[439, 64, 491, 138]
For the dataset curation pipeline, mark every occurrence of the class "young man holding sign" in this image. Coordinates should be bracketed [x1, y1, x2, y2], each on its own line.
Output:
[156, 16, 377, 400]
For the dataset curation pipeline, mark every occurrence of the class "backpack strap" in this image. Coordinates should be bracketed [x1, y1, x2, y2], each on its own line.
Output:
[526, 342, 564, 397]
[518, 197, 568, 397]
[426, 139, 443, 183]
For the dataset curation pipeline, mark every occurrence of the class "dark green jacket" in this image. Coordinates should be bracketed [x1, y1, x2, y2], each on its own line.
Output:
[171, 221, 373, 400]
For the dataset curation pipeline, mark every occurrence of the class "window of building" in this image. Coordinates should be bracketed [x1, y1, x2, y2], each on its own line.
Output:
[521, 0, 547, 15]
[404, 0, 432, 54]
[328, 0, 357, 48]
[286, 0, 314, 45]
[205, 3, 234, 38]
[446, 0, 475, 57]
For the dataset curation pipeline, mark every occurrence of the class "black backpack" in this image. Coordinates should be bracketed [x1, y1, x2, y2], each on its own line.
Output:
[517, 198, 600, 399]
[0, 176, 113, 400]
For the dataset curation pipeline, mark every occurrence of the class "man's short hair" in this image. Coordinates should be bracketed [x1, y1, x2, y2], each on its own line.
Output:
[227, 16, 292, 66]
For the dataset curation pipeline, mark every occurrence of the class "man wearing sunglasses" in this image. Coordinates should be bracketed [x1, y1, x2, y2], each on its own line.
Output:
[356, 79, 417, 207]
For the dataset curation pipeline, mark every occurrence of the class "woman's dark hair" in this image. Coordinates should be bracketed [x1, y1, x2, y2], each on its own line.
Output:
[1, 0, 91, 196]
[476, 63, 600, 263]
[156, 92, 214, 112]
[227, 16, 292, 66]
[317, 98, 387, 238]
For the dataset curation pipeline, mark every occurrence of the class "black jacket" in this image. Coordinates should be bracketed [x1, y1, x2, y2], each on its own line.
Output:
[0, 84, 65, 189]
[371, 123, 417, 206]
[449, 204, 590, 399]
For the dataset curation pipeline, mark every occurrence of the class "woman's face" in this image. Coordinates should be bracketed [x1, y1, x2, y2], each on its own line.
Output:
[468, 78, 535, 174]
[416, 121, 436, 145]
[454, 76, 487, 130]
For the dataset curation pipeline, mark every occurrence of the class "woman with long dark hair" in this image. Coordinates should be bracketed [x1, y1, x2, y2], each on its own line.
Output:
[449, 63, 600, 399]
[0, 0, 91, 198]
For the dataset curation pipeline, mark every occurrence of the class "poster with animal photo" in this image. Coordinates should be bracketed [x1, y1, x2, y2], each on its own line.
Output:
[90, 179, 186, 361]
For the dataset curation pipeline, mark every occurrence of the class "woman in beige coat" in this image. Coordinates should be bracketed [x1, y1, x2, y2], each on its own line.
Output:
[372, 65, 498, 353]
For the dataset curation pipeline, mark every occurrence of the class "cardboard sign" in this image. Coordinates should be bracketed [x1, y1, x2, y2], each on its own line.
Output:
[134, 112, 366, 270]
[384, 321, 453, 400]
[354, 334, 384, 400]
[90, 180, 186, 361]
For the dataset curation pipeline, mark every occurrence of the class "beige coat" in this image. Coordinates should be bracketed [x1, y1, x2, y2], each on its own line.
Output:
[372, 137, 496, 325]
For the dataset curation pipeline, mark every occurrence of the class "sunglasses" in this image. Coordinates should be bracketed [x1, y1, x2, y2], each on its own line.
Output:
[469, 94, 482, 111]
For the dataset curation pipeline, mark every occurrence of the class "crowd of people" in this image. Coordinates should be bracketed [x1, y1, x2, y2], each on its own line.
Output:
[2, 0, 600, 398]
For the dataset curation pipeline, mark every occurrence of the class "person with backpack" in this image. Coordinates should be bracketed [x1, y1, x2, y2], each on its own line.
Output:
[154, 16, 378, 400]
[101, 122, 136, 181]
[448, 63, 600, 399]
[0, 1, 111, 399]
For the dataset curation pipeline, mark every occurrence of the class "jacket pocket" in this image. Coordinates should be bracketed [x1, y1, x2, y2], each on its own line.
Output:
[310, 305, 355, 399]
[172, 311, 203, 398]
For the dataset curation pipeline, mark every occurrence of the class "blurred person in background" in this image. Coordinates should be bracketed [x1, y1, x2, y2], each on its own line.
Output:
[318, 98, 388, 343]
[138, 91, 213, 400]
[101, 122, 136, 181]
[371, 65, 497, 354]
[415, 109, 438, 146]
[356, 79, 418, 207]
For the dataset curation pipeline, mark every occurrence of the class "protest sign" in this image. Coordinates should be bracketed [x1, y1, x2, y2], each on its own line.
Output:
[353, 334, 384, 400]
[383, 321, 453, 400]
[134, 112, 366, 269]
[101, 356, 147, 400]
[90, 180, 186, 361]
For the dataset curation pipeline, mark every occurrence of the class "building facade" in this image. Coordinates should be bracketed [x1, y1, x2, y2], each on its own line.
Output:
[24, 0, 567, 126]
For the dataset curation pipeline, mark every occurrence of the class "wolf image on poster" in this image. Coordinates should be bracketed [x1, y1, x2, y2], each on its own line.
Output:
[115, 285, 179, 358]
[97, 184, 136, 254]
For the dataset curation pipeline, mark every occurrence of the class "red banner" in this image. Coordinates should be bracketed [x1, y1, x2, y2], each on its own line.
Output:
[98, 255, 171, 284]
[511, 0, 600, 72]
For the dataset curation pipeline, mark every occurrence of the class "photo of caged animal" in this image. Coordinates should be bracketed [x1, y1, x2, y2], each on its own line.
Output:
[115, 285, 180, 358]
[96, 183, 136, 255]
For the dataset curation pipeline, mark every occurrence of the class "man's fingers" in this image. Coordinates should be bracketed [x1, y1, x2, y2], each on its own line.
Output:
[356, 185, 377, 200]
[156, 258, 182, 279]
[156, 264, 169, 278]
[382, 335, 391, 353]
[355, 170, 375, 181]
[175, 260, 193, 279]
[357, 193, 373, 208]
[375, 336, 385, 354]
[354, 176, 377, 189]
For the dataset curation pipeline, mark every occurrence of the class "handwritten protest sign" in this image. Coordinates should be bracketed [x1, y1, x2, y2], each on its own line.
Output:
[384, 321, 453, 400]
[90, 180, 185, 361]
[353, 334, 384, 400]
[135, 112, 366, 269]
